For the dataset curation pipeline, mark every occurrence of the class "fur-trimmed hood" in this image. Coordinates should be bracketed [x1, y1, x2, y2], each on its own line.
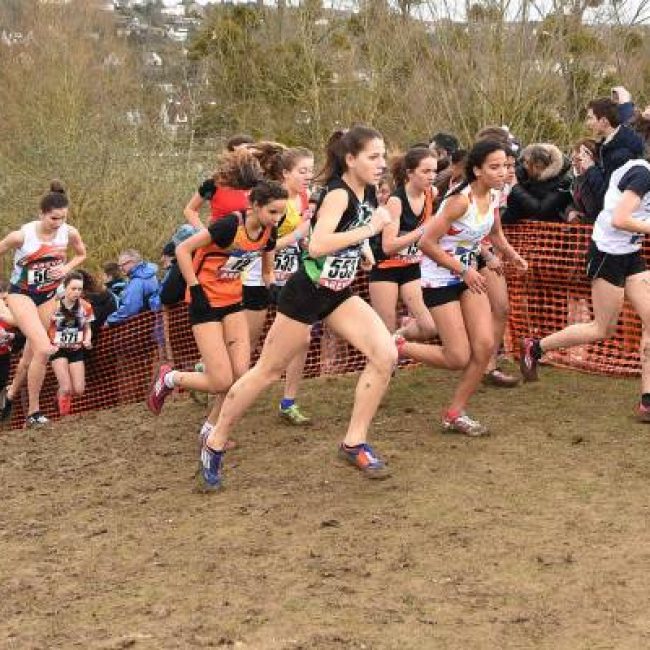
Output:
[520, 143, 569, 182]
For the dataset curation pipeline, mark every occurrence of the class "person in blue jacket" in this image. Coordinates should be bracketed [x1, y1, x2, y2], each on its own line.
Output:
[106, 249, 160, 326]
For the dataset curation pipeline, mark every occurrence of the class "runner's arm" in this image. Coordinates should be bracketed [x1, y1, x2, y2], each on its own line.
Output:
[308, 189, 390, 258]
[381, 196, 424, 256]
[418, 195, 468, 275]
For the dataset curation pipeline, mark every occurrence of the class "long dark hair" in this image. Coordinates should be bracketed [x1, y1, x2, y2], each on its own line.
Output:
[316, 126, 383, 182]
[447, 140, 507, 197]
[390, 147, 436, 187]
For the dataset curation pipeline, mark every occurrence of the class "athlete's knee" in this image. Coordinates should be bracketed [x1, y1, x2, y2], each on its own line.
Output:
[471, 336, 494, 363]
[592, 320, 616, 339]
[445, 344, 471, 370]
[205, 369, 232, 394]
[370, 342, 397, 374]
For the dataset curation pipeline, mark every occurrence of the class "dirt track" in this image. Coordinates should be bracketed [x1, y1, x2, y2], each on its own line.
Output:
[2, 364, 650, 649]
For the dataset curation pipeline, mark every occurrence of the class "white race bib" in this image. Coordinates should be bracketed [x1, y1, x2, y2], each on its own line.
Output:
[396, 243, 422, 264]
[274, 246, 300, 284]
[319, 252, 359, 291]
[218, 253, 257, 280]
[54, 328, 82, 348]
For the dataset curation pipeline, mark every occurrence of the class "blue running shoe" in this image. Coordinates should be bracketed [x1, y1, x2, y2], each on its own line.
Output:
[338, 443, 390, 479]
[196, 445, 224, 492]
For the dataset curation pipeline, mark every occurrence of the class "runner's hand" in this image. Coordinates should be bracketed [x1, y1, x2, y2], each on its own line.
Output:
[369, 207, 392, 234]
[463, 268, 487, 293]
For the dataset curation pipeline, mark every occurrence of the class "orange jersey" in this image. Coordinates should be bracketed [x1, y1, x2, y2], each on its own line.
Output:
[188, 213, 277, 308]
[48, 298, 94, 349]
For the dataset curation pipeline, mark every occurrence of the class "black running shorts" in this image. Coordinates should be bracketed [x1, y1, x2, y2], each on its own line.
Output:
[50, 348, 85, 364]
[585, 241, 646, 288]
[422, 282, 469, 308]
[277, 267, 353, 325]
[189, 302, 243, 326]
[369, 263, 421, 286]
[243, 285, 270, 311]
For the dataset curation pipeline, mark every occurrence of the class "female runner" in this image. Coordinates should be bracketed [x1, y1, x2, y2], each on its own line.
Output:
[369, 146, 437, 335]
[396, 141, 526, 435]
[0, 182, 86, 427]
[146, 181, 287, 445]
[197, 126, 395, 490]
[520, 158, 650, 421]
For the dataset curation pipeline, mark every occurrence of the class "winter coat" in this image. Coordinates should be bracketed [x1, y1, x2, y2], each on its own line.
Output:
[106, 261, 160, 327]
[502, 144, 573, 224]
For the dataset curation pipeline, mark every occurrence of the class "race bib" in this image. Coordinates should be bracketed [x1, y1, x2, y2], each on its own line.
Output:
[218, 253, 257, 280]
[27, 268, 50, 289]
[54, 328, 82, 348]
[457, 248, 478, 270]
[319, 253, 359, 291]
[396, 242, 422, 264]
[274, 246, 300, 283]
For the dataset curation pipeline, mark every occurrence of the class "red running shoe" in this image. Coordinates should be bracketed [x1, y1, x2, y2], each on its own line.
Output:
[146, 364, 174, 415]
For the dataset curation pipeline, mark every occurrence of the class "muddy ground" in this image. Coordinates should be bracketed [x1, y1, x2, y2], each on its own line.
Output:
[1, 363, 650, 649]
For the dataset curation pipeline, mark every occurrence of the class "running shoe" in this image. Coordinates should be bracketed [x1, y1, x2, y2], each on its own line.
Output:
[483, 368, 520, 388]
[636, 402, 650, 423]
[195, 445, 224, 492]
[442, 411, 489, 437]
[146, 363, 173, 415]
[24, 412, 49, 429]
[338, 443, 390, 479]
[519, 337, 540, 382]
[57, 394, 72, 416]
[279, 403, 311, 426]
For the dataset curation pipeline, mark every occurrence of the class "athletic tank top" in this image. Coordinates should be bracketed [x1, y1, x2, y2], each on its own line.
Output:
[10, 221, 70, 295]
[48, 298, 94, 349]
[377, 186, 433, 269]
[273, 190, 310, 286]
[592, 160, 650, 255]
[303, 178, 377, 291]
[190, 213, 276, 308]
[0, 318, 14, 355]
[421, 185, 499, 288]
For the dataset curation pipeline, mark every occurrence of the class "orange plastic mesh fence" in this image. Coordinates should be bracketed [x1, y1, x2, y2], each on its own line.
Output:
[3, 222, 646, 428]
[503, 222, 644, 376]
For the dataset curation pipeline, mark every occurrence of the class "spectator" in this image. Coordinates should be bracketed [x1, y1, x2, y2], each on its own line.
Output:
[566, 138, 603, 224]
[106, 249, 160, 327]
[103, 262, 127, 303]
[77, 269, 117, 336]
[429, 132, 461, 196]
[502, 143, 572, 224]
[586, 96, 644, 183]
[632, 103, 650, 159]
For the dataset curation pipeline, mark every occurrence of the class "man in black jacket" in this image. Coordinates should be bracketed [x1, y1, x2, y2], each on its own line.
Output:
[502, 143, 573, 223]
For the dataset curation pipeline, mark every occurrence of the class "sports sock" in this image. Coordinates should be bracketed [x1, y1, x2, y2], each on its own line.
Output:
[199, 421, 214, 437]
[642, 393, 650, 408]
[163, 370, 177, 389]
[280, 398, 295, 410]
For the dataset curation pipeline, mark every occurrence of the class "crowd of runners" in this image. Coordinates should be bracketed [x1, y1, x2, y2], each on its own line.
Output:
[2, 90, 650, 492]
